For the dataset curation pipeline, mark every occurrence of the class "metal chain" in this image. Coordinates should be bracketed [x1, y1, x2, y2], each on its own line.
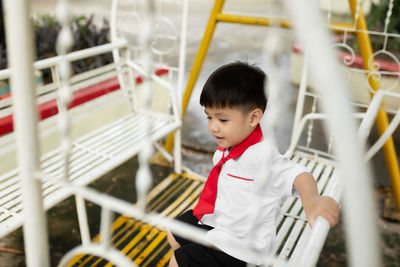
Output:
[306, 98, 317, 148]
[247, 23, 286, 266]
[328, 133, 334, 154]
[135, 0, 155, 211]
[55, 0, 74, 181]
[383, 0, 394, 50]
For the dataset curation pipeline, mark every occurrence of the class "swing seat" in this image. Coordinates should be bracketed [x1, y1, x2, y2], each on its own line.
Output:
[0, 44, 181, 238]
[67, 150, 338, 266]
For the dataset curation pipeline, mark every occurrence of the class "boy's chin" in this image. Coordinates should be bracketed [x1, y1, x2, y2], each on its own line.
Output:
[217, 143, 228, 148]
[217, 142, 233, 149]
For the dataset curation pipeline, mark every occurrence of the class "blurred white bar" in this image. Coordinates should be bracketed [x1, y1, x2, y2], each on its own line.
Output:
[286, 0, 380, 266]
[3, 0, 50, 266]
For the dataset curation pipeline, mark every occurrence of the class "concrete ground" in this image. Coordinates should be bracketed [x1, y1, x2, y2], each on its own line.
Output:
[1, 0, 400, 266]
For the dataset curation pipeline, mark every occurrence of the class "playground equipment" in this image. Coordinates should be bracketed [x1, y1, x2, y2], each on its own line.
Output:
[1, 0, 400, 266]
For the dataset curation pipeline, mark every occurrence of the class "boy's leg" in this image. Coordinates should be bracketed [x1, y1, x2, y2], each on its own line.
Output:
[168, 210, 246, 267]
[167, 231, 181, 250]
[168, 253, 179, 267]
[174, 243, 247, 267]
[167, 210, 211, 267]
[169, 209, 211, 247]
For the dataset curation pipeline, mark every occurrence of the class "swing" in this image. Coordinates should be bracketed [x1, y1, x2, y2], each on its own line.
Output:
[0, 0, 185, 238]
[1, 0, 400, 266]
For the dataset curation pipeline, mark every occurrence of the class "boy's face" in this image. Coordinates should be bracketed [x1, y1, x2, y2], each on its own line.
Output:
[205, 106, 260, 149]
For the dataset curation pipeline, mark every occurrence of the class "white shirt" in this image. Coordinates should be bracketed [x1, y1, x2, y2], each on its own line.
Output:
[200, 139, 308, 264]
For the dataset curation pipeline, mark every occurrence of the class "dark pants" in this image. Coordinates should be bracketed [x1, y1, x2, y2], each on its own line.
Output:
[172, 210, 247, 267]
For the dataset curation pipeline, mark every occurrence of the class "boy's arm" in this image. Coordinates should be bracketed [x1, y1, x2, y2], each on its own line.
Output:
[294, 172, 340, 227]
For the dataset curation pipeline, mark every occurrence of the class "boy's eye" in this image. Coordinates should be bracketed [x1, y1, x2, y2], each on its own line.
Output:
[219, 119, 228, 123]
[206, 116, 211, 120]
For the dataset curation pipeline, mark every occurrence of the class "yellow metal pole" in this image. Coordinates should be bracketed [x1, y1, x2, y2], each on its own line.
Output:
[329, 22, 356, 32]
[348, 0, 400, 212]
[216, 13, 291, 28]
[164, 0, 225, 152]
[218, 13, 354, 32]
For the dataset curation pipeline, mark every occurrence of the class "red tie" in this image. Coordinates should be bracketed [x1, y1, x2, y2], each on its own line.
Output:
[193, 124, 263, 220]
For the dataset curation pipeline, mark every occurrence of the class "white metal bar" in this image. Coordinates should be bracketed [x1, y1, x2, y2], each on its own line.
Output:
[296, 169, 340, 266]
[275, 158, 318, 252]
[288, 224, 311, 263]
[35, 62, 121, 99]
[100, 207, 113, 249]
[358, 90, 385, 142]
[366, 106, 400, 160]
[135, 0, 155, 211]
[278, 220, 306, 260]
[0, 67, 122, 119]
[177, 0, 189, 107]
[3, 1, 50, 266]
[275, 159, 321, 252]
[290, 55, 308, 148]
[0, 41, 127, 81]
[75, 194, 91, 245]
[110, 0, 132, 113]
[122, 48, 138, 112]
[153, 142, 174, 162]
[285, 112, 366, 157]
[174, 129, 182, 173]
[286, 0, 380, 266]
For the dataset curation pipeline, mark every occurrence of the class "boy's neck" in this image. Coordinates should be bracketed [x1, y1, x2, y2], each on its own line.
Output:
[226, 124, 261, 152]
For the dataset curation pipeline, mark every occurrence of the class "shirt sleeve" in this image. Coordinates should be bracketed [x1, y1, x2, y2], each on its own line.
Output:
[262, 144, 309, 201]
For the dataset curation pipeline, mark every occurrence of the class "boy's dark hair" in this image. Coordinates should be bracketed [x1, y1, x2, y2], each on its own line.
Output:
[200, 61, 267, 113]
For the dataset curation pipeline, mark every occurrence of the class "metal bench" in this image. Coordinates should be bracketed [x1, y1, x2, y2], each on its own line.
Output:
[0, 0, 186, 240]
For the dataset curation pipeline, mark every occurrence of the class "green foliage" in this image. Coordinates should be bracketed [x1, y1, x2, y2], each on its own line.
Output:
[33, 14, 113, 79]
[366, 0, 400, 51]
[347, 0, 400, 55]
[70, 15, 113, 73]
[1, 14, 113, 76]
[367, 0, 400, 34]
[34, 15, 60, 60]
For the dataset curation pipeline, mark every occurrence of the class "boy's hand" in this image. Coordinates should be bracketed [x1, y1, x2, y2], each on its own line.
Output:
[302, 195, 340, 228]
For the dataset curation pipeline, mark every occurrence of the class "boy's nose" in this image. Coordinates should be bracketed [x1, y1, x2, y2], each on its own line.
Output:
[209, 121, 218, 133]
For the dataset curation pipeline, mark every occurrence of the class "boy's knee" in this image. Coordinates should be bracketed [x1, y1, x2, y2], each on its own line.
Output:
[167, 231, 181, 250]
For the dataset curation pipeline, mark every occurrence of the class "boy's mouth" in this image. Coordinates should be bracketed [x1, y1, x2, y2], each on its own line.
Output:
[215, 136, 224, 142]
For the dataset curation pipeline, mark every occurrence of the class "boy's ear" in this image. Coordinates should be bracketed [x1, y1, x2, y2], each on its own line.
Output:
[249, 108, 263, 127]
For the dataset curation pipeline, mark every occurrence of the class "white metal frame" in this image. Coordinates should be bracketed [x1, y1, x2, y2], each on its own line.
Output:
[1, 0, 188, 258]
[284, 0, 383, 265]
[3, 0, 50, 266]
[3, 0, 399, 266]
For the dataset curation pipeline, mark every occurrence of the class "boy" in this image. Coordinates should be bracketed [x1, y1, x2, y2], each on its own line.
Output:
[167, 62, 340, 267]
